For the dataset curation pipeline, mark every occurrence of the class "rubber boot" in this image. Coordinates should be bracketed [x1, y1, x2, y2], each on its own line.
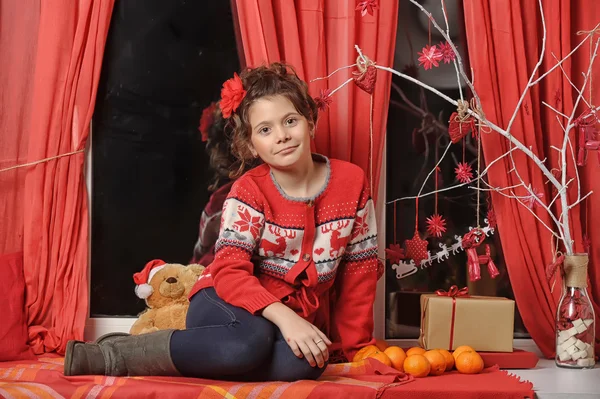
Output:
[64, 329, 181, 376]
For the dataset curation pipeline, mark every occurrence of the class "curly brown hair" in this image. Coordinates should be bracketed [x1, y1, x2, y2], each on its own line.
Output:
[226, 62, 319, 178]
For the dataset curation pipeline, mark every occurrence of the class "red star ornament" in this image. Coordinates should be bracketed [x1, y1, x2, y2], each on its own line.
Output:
[418, 45, 443, 70]
[314, 89, 333, 111]
[455, 162, 473, 183]
[404, 231, 429, 266]
[385, 243, 405, 264]
[437, 41, 456, 64]
[426, 214, 447, 238]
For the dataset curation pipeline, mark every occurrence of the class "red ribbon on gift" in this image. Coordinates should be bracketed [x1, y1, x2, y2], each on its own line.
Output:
[435, 285, 470, 350]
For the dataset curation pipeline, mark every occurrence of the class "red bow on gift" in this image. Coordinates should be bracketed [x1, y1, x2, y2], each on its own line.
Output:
[435, 285, 469, 298]
[462, 229, 500, 282]
[434, 285, 469, 350]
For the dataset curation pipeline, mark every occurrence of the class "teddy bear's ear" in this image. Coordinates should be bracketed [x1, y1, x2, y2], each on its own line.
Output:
[187, 263, 205, 276]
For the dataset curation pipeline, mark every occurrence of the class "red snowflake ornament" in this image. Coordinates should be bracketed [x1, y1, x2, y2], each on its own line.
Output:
[404, 231, 429, 266]
[426, 214, 447, 238]
[437, 41, 456, 64]
[356, 0, 378, 17]
[385, 243, 405, 264]
[314, 89, 333, 111]
[524, 187, 544, 209]
[454, 162, 473, 184]
[418, 45, 443, 70]
[233, 207, 262, 240]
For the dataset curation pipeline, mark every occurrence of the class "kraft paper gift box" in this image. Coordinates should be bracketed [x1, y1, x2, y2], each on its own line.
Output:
[419, 289, 515, 352]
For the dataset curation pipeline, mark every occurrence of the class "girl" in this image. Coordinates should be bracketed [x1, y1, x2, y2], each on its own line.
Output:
[65, 63, 381, 382]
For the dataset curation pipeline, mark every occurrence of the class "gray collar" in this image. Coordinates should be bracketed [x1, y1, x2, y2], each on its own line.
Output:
[269, 154, 331, 203]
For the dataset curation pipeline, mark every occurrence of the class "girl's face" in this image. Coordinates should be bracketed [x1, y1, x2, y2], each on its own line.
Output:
[247, 95, 313, 170]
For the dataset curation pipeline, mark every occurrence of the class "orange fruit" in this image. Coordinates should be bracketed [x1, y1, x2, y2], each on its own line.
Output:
[452, 345, 475, 361]
[455, 351, 484, 374]
[423, 350, 446, 376]
[375, 339, 390, 351]
[367, 351, 392, 367]
[384, 346, 407, 372]
[406, 346, 426, 357]
[403, 354, 431, 378]
[435, 349, 455, 371]
[353, 345, 379, 362]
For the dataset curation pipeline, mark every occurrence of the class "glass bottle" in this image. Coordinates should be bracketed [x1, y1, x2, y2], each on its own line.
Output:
[555, 254, 596, 369]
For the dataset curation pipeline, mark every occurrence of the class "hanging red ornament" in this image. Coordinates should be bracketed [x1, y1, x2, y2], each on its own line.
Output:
[314, 89, 333, 111]
[437, 41, 456, 64]
[404, 231, 429, 266]
[353, 64, 377, 94]
[426, 214, 447, 238]
[417, 45, 443, 70]
[448, 112, 475, 143]
[385, 243, 405, 264]
[454, 162, 473, 183]
[462, 228, 499, 282]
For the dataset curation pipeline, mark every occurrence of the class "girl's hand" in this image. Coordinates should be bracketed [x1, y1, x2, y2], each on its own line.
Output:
[262, 302, 332, 368]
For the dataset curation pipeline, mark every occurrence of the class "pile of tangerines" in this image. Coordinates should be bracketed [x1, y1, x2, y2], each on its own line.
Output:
[353, 341, 484, 378]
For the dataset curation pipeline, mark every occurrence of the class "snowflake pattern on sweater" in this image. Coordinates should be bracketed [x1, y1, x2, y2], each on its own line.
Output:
[215, 189, 377, 284]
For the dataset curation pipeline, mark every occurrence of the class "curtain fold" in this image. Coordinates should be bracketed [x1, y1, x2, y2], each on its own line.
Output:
[463, 0, 600, 358]
[0, 0, 114, 354]
[234, 0, 399, 200]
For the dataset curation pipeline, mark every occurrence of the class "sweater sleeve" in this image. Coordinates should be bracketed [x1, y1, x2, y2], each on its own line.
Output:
[332, 177, 380, 361]
[210, 179, 281, 314]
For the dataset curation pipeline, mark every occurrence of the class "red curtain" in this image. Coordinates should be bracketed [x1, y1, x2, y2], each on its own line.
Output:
[463, 0, 600, 357]
[0, 0, 114, 354]
[234, 0, 399, 200]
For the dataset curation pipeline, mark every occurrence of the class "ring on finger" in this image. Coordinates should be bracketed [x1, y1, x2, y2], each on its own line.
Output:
[315, 339, 324, 345]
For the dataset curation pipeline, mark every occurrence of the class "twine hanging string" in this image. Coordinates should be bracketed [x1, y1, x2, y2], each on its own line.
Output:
[0, 150, 85, 174]
[356, 53, 376, 195]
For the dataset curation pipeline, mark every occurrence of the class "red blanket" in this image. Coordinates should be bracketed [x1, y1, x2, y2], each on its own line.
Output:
[0, 357, 533, 399]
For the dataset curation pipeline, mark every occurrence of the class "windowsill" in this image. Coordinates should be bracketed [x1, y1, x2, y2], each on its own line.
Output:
[86, 319, 599, 397]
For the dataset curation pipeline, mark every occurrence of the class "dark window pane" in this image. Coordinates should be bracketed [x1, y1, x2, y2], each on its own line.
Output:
[91, 0, 240, 317]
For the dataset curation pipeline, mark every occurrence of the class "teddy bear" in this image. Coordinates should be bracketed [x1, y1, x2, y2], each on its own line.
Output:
[130, 259, 205, 335]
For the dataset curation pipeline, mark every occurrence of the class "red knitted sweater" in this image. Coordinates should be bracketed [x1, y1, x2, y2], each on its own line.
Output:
[189, 155, 380, 360]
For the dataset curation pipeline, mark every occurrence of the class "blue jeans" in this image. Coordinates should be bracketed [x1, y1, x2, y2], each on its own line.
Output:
[169, 287, 327, 381]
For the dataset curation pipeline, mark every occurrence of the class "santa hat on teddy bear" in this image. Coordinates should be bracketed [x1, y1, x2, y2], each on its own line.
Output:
[133, 259, 167, 299]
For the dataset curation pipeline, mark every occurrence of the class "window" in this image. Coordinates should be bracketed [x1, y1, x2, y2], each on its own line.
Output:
[383, 2, 528, 339]
[90, 1, 241, 317]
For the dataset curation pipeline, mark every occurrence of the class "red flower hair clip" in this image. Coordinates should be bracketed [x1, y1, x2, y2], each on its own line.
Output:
[198, 102, 217, 142]
[220, 72, 246, 119]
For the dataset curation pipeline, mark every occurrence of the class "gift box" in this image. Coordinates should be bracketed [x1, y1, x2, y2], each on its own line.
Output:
[419, 287, 515, 352]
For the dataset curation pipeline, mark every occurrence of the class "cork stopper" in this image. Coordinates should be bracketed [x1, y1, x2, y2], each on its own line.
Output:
[563, 254, 589, 288]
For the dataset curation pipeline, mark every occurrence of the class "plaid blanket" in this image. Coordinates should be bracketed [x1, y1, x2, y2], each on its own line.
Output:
[0, 357, 533, 399]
